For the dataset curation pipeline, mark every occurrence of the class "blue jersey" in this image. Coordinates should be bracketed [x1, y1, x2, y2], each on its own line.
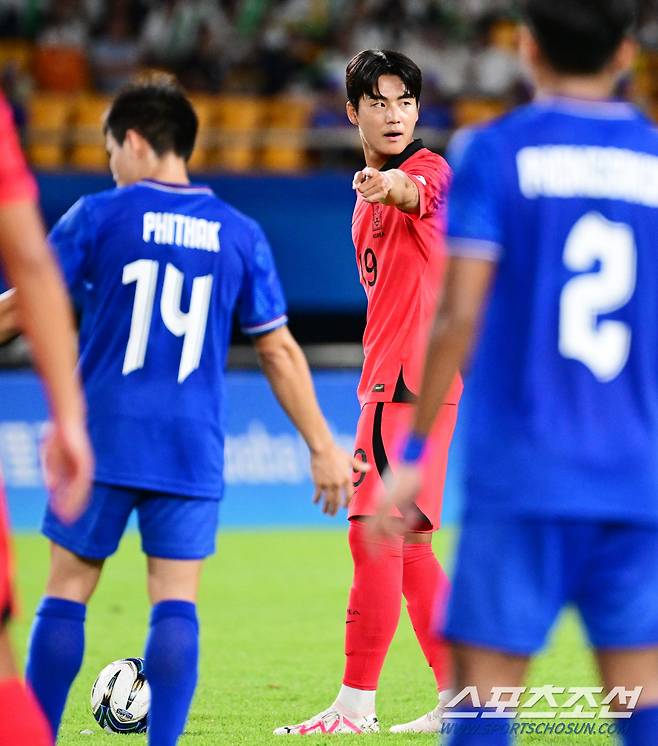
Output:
[50, 179, 287, 499]
[447, 98, 658, 522]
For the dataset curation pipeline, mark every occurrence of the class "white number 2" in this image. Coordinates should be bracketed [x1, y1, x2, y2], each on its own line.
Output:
[122, 259, 213, 383]
[559, 212, 636, 382]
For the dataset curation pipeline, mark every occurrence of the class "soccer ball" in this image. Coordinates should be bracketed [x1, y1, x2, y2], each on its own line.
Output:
[91, 657, 150, 733]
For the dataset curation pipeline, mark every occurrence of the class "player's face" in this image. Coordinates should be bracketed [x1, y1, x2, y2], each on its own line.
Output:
[347, 75, 419, 166]
[105, 131, 144, 187]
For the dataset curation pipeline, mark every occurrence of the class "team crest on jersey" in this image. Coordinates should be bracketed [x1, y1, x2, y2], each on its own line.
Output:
[372, 204, 385, 238]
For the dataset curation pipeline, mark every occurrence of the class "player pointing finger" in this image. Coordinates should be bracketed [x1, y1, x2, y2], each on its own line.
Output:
[275, 49, 460, 738]
[353, 166, 419, 211]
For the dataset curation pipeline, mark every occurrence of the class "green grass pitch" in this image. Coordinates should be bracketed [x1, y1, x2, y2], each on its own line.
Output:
[11, 529, 615, 744]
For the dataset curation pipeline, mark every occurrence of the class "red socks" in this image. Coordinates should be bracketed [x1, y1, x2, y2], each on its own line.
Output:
[402, 542, 452, 690]
[342, 520, 453, 694]
[343, 520, 403, 690]
[0, 678, 52, 745]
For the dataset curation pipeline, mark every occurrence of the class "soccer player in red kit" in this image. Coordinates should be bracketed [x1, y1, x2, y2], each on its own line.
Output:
[0, 93, 93, 744]
[274, 49, 461, 736]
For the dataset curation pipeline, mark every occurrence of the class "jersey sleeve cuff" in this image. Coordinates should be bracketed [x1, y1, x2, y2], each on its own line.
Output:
[405, 176, 431, 221]
[447, 237, 502, 261]
[241, 314, 288, 336]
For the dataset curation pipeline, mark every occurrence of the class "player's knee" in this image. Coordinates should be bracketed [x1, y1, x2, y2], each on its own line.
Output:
[146, 558, 202, 605]
[596, 649, 658, 707]
[452, 643, 528, 694]
[44, 545, 103, 604]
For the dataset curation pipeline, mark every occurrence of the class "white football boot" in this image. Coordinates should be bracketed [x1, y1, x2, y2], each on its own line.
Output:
[389, 703, 444, 733]
[273, 707, 379, 735]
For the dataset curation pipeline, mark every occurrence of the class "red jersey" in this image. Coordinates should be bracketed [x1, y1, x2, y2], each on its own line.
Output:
[352, 139, 462, 407]
[0, 94, 37, 204]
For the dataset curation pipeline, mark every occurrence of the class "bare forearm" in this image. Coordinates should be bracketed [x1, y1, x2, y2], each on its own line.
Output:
[16, 261, 83, 423]
[383, 169, 420, 213]
[412, 315, 474, 436]
[411, 255, 496, 437]
[0, 201, 84, 423]
[256, 331, 333, 454]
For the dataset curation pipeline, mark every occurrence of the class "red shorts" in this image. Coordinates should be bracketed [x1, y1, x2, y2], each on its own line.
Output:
[349, 401, 458, 531]
[0, 486, 13, 624]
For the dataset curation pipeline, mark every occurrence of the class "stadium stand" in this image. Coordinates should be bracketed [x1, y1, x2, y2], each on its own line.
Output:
[26, 94, 71, 169]
[70, 94, 111, 170]
[0, 0, 656, 172]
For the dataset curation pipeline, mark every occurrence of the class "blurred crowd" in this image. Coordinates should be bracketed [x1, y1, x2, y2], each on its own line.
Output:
[0, 0, 656, 172]
[0, 0, 655, 101]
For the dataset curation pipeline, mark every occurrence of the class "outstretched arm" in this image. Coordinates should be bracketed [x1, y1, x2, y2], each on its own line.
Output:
[353, 167, 420, 214]
[0, 200, 92, 522]
[253, 325, 366, 515]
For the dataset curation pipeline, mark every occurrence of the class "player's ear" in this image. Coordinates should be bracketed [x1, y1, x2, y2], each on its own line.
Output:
[518, 25, 540, 71]
[613, 37, 637, 77]
[346, 101, 359, 126]
[124, 128, 149, 158]
[123, 129, 140, 154]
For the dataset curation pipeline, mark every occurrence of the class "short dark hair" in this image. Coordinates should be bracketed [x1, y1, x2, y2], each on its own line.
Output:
[345, 49, 422, 110]
[104, 73, 198, 161]
[523, 0, 637, 75]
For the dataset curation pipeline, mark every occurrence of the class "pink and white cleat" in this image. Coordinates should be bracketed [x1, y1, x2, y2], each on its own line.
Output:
[273, 707, 379, 735]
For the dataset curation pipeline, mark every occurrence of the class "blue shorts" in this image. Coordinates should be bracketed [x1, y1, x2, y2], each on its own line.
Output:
[43, 482, 220, 561]
[444, 515, 658, 654]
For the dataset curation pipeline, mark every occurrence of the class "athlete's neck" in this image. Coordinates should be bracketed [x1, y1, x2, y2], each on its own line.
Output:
[143, 153, 190, 186]
[362, 145, 387, 171]
[533, 69, 618, 103]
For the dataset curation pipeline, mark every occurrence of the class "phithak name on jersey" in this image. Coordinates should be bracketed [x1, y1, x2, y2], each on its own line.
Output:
[142, 211, 221, 252]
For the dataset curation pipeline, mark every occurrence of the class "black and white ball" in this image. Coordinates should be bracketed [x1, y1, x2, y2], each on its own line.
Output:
[91, 657, 150, 733]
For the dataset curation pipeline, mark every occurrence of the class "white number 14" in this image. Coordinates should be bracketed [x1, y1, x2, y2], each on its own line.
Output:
[122, 259, 213, 383]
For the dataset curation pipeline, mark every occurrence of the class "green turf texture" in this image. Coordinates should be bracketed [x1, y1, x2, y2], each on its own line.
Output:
[12, 529, 615, 744]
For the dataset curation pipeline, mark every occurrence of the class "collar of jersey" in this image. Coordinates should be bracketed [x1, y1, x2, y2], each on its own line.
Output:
[137, 179, 214, 195]
[536, 95, 638, 120]
[380, 138, 424, 171]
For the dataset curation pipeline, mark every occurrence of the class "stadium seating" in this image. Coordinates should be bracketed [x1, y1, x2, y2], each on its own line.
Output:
[453, 97, 507, 128]
[0, 40, 32, 74]
[69, 95, 111, 170]
[8, 38, 658, 174]
[26, 95, 71, 169]
[261, 96, 313, 172]
[32, 46, 89, 92]
[207, 96, 264, 172]
[490, 19, 518, 52]
[187, 96, 214, 172]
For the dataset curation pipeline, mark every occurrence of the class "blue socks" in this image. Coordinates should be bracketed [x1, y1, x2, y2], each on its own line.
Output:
[144, 600, 199, 746]
[623, 706, 658, 746]
[24, 596, 199, 745]
[26, 596, 86, 738]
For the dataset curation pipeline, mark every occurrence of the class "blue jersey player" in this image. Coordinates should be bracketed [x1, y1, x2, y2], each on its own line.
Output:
[379, 1, 658, 744]
[3, 76, 361, 746]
